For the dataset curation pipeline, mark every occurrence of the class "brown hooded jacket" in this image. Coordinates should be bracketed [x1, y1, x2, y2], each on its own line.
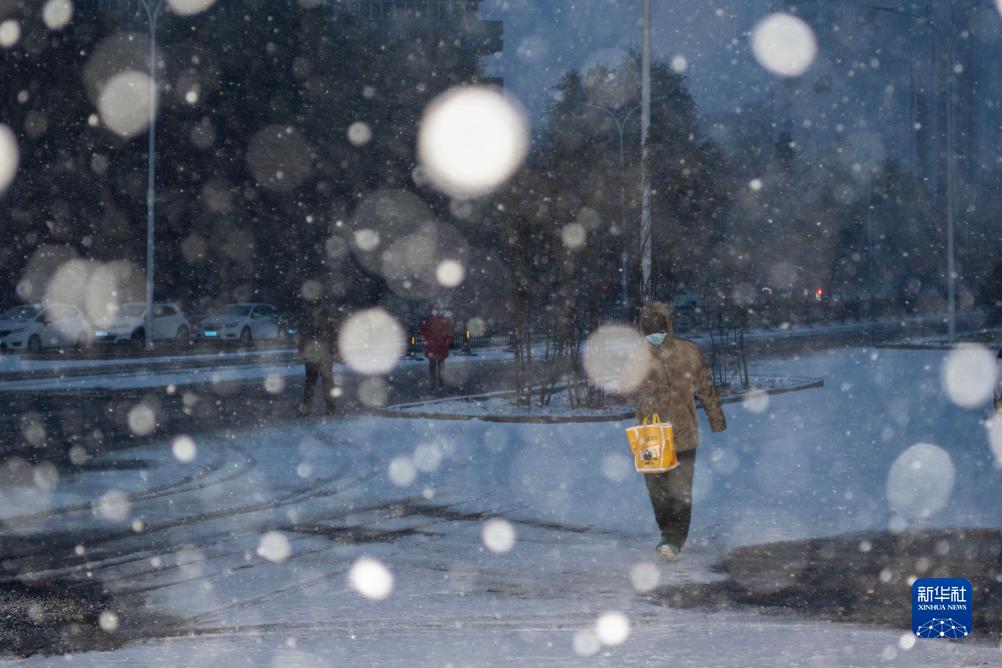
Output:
[630, 301, 726, 452]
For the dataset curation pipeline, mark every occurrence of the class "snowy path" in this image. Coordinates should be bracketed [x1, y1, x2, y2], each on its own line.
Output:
[3, 347, 1001, 665]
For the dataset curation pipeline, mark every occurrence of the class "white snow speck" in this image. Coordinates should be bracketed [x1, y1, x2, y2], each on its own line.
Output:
[357, 376, 388, 407]
[561, 223, 586, 249]
[418, 86, 529, 198]
[886, 443, 954, 520]
[481, 518, 516, 553]
[583, 325, 651, 394]
[171, 435, 197, 463]
[257, 531, 292, 563]
[338, 308, 405, 376]
[987, 419, 1002, 467]
[264, 374, 286, 394]
[751, 13, 817, 77]
[600, 453, 631, 482]
[98, 70, 157, 139]
[167, 0, 217, 16]
[709, 447, 740, 475]
[348, 557, 394, 600]
[572, 630, 601, 657]
[43, 0, 74, 30]
[0, 20, 20, 48]
[595, 611, 630, 646]
[98, 610, 120, 633]
[629, 562, 661, 592]
[347, 121, 372, 146]
[941, 344, 996, 408]
[0, 124, 20, 192]
[899, 632, 916, 650]
[388, 456, 417, 487]
[127, 404, 156, 436]
[353, 229, 380, 252]
[741, 388, 770, 413]
[749, 178, 763, 191]
[32, 462, 58, 491]
[435, 259, 465, 287]
[95, 489, 130, 522]
[413, 442, 443, 473]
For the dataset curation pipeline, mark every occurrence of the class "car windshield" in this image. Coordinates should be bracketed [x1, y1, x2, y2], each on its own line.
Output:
[212, 305, 252, 317]
[1, 305, 38, 320]
[119, 304, 146, 317]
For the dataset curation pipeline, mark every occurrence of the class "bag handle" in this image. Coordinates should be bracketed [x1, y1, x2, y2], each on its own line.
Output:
[641, 412, 662, 425]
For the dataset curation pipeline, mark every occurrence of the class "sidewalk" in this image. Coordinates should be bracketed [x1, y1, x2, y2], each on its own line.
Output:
[0, 310, 990, 394]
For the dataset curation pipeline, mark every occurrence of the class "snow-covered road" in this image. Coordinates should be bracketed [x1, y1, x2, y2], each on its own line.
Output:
[3, 347, 1001, 665]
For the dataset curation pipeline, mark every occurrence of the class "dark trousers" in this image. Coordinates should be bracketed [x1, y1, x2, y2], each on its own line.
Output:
[302, 357, 336, 415]
[643, 450, 696, 550]
[428, 357, 444, 391]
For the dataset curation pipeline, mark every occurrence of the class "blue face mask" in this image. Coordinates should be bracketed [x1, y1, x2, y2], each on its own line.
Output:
[645, 332, 667, 346]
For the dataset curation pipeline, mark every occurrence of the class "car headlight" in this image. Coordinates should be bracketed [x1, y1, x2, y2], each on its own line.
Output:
[9, 327, 25, 334]
[224, 321, 239, 328]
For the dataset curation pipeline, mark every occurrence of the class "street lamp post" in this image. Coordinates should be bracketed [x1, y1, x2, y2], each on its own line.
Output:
[944, 3, 957, 342]
[137, 0, 164, 351]
[640, 0, 652, 303]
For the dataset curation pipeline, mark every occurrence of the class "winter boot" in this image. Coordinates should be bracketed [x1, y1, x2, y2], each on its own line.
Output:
[656, 542, 679, 562]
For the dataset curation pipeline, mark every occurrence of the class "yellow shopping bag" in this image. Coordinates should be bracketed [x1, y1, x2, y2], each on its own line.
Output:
[625, 413, 678, 473]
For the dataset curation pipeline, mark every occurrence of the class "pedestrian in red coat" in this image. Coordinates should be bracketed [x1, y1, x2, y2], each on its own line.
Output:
[419, 305, 453, 392]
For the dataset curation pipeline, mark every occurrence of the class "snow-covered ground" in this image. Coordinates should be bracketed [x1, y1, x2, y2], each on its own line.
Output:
[5, 347, 1001, 665]
[390, 376, 821, 419]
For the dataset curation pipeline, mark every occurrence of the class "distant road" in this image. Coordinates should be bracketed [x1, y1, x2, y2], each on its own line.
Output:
[0, 309, 993, 467]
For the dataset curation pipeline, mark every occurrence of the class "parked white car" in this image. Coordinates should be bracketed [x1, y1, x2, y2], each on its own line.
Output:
[93, 302, 191, 347]
[0, 303, 93, 353]
[198, 303, 281, 345]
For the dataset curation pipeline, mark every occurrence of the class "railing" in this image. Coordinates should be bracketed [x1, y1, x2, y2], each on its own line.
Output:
[406, 320, 551, 355]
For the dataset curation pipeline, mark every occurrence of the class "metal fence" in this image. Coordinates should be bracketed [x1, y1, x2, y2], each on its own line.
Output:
[405, 320, 551, 355]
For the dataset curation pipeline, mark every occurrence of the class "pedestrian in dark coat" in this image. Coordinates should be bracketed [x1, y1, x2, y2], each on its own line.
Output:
[629, 301, 726, 561]
[419, 305, 453, 392]
[296, 301, 340, 417]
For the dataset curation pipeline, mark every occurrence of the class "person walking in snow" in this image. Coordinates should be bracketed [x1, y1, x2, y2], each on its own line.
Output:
[296, 300, 340, 417]
[630, 301, 727, 561]
[419, 304, 453, 393]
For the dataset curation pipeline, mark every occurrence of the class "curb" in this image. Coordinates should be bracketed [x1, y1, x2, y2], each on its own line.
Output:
[374, 377, 824, 424]
[0, 349, 300, 383]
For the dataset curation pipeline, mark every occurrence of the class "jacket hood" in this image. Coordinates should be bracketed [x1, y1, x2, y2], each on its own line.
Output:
[638, 301, 674, 341]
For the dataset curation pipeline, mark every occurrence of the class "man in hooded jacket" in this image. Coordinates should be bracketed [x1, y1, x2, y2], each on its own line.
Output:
[296, 301, 340, 417]
[631, 301, 727, 561]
